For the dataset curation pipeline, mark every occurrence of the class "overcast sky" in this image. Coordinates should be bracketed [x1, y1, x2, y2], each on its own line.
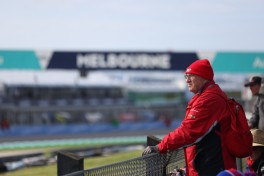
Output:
[0, 0, 263, 52]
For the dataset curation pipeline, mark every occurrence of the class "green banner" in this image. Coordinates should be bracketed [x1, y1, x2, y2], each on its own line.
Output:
[0, 50, 41, 70]
[212, 52, 264, 73]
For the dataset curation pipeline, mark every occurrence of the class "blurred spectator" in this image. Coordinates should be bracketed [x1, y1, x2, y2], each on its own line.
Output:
[246, 129, 264, 176]
[139, 110, 157, 122]
[85, 112, 103, 123]
[118, 112, 137, 122]
[55, 112, 71, 124]
[159, 115, 172, 128]
[41, 113, 50, 124]
[244, 76, 264, 130]
[1, 117, 10, 131]
[111, 118, 119, 128]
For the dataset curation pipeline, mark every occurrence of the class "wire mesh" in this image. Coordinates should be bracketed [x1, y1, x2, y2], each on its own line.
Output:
[63, 148, 185, 176]
[165, 149, 185, 175]
[86, 153, 163, 176]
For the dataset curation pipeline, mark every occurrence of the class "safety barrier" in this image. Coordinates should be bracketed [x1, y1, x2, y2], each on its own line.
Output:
[57, 135, 244, 176]
[57, 135, 185, 176]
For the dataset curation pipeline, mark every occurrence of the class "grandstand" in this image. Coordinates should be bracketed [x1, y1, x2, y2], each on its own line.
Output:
[0, 50, 263, 133]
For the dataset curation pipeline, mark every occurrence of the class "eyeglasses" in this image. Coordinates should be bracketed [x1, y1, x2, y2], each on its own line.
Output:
[249, 84, 257, 87]
[184, 74, 195, 80]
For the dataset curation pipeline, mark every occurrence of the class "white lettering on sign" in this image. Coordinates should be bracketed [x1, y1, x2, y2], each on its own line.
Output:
[76, 54, 171, 69]
[77, 54, 105, 68]
[253, 57, 264, 68]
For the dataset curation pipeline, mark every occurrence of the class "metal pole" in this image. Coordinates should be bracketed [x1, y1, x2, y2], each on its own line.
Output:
[57, 151, 84, 176]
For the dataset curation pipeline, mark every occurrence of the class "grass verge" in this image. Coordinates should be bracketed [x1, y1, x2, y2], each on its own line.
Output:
[0, 150, 142, 176]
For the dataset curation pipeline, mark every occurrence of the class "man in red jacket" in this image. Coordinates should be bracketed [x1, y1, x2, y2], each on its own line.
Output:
[142, 59, 237, 176]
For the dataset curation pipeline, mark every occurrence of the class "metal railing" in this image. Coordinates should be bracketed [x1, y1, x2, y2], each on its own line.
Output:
[58, 135, 185, 176]
[57, 135, 244, 176]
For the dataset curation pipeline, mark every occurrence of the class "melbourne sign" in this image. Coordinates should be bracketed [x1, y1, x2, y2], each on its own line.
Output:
[47, 52, 198, 71]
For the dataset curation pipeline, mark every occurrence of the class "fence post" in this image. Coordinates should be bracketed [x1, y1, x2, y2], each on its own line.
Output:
[146, 135, 168, 176]
[57, 151, 84, 176]
[147, 135, 161, 146]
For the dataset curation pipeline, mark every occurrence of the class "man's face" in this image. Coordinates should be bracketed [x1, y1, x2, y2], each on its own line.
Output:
[249, 84, 261, 96]
[185, 74, 207, 94]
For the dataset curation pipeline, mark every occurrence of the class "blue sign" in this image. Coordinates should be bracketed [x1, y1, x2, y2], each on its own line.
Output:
[47, 52, 198, 71]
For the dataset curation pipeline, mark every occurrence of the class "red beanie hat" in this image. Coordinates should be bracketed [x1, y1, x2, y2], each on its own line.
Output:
[185, 59, 214, 81]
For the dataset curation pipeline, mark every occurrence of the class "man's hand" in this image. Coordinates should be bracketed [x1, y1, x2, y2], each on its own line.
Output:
[142, 146, 159, 156]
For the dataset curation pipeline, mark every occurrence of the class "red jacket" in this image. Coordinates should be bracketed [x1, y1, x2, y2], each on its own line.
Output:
[158, 82, 237, 176]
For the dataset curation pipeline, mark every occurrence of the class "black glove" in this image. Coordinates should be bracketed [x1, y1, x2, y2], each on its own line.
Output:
[142, 145, 159, 156]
